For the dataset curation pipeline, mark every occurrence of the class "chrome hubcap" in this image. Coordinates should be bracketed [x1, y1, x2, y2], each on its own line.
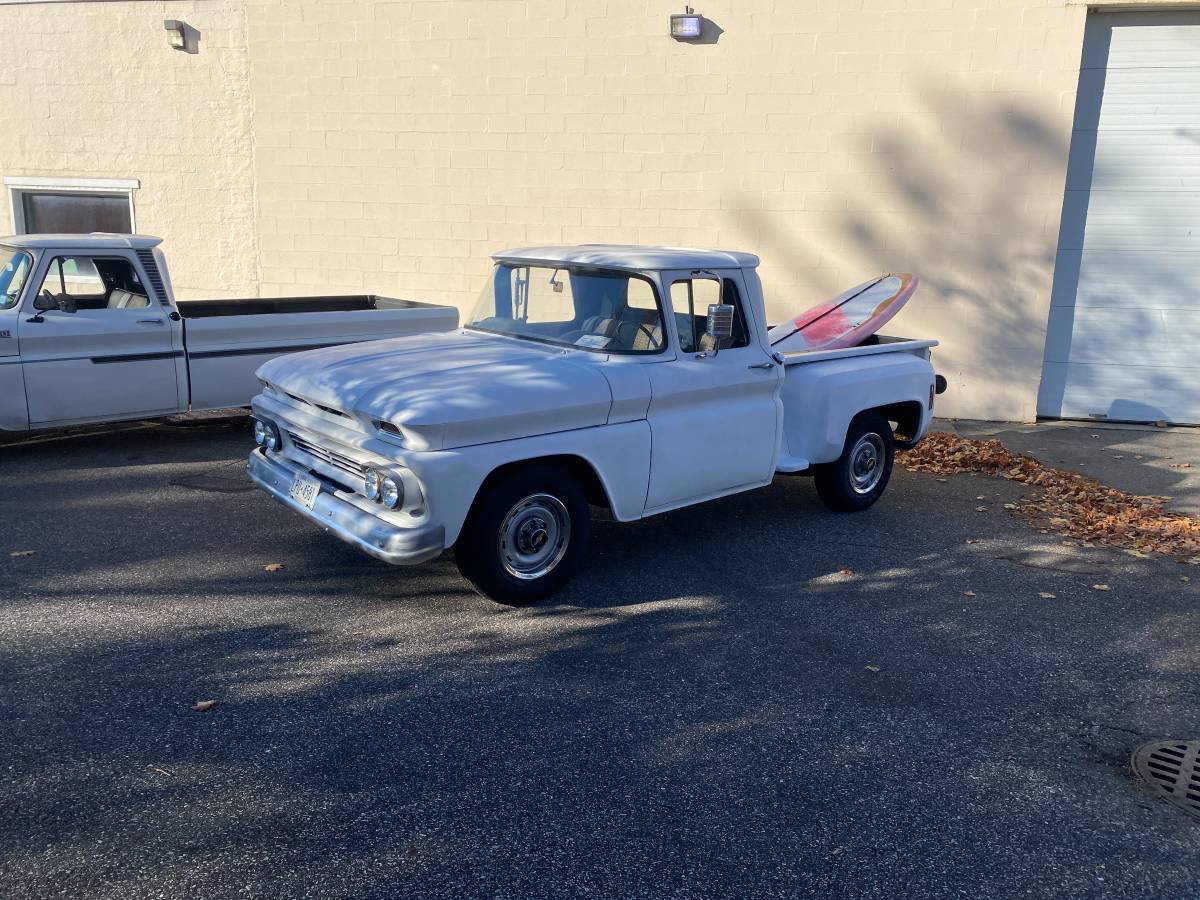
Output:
[849, 433, 885, 494]
[498, 493, 570, 580]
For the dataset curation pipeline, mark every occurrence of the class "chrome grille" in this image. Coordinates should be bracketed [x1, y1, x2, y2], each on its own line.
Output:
[287, 433, 367, 480]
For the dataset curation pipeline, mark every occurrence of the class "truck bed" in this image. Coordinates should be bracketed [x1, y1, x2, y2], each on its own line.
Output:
[181, 297, 459, 411]
[775, 335, 939, 473]
[176, 295, 441, 318]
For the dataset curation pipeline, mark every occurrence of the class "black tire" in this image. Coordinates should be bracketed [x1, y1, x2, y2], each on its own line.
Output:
[454, 464, 590, 605]
[813, 413, 895, 512]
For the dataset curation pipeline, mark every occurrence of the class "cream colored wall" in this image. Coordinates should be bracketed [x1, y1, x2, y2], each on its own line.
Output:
[0, 1, 258, 299]
[1, 0, 1103, 420]
[246, 0, 1090, 421]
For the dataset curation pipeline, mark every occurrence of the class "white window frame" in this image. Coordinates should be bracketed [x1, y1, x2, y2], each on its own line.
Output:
[5, 176, 140, 234]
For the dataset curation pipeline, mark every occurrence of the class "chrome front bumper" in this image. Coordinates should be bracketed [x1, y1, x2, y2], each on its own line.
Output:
[247, 448, 445, 566]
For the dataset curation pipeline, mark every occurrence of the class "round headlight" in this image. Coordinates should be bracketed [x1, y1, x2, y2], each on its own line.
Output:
[364, 468, 381, 501]
[264, 428, 280, 451]
[254, 419, 268, 446]
[379, 476, 402, 509]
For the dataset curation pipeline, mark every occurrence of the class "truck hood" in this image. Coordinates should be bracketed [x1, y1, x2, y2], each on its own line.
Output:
[256, 330, 615, 451]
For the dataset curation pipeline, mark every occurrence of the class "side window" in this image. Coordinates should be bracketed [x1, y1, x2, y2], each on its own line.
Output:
[0, 250, 32, 310]
[670, 277, 750, 352]
[35, 256, 149, 311]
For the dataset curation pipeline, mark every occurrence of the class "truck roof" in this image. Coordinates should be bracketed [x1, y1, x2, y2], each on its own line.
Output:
[493, 244, 760, 271]
[0, 233, 163, 250]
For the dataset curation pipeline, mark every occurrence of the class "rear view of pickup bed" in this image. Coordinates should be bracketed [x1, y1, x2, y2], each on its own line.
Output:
[0, 234, 457, 431]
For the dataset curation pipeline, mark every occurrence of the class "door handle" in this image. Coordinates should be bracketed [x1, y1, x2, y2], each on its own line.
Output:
[136, 318, 165, 326]
[747, 361, 776, 370]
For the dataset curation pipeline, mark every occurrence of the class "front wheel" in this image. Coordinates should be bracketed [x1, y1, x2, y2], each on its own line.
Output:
[454, 465, 590, 605]
[813, 414, 895, 512]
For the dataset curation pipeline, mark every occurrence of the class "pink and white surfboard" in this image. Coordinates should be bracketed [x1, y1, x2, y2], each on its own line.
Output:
[768, 273, 919, 353]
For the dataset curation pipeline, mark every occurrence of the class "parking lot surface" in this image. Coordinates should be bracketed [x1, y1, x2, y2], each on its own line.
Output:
[2, 417, 1198, 898]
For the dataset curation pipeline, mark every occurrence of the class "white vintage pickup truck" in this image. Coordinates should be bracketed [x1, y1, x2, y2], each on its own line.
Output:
[248, 245, 944, 604]
[0, 234, 457, 431]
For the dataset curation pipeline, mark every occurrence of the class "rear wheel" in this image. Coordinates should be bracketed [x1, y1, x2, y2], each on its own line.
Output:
[454, 465, 589, 605]
[814, 414, 895, 512]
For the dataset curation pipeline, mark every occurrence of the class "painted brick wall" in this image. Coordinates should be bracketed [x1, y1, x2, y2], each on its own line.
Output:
[1, 0, 1105, 420]
[245, 0, 1089, 420]
[0, 0, 258, 299]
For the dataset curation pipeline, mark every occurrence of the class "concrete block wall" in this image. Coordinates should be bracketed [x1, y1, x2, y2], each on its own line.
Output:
[245, 0, 1089, 420]
[1, 0, 1115, 420]
[0, 0, 258, 299]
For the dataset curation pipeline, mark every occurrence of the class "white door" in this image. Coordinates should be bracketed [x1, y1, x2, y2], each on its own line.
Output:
[644, 271, 782, 512]
[19, 253, 182, 426]
[1039, 11, 1200, 425]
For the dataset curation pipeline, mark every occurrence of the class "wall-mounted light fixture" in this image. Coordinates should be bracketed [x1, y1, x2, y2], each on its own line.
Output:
[164, 19, 187, 51]
[670, 6, 703, 40]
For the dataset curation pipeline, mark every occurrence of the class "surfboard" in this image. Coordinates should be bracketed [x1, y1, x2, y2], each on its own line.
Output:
[767, 273, 919, 352]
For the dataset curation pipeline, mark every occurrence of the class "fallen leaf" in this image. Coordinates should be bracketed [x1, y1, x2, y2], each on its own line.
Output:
[1092, 584, 1110, 592]
[936, 478, 948, 483]
[830, 847, 843, 856]
[263, 563, 285, 572]
[147, 765, 175, 777]
[836, 566, 855, 576]
[1180, 575, 1191, 582]
[192, 700, 218, 712]
[1003, 503, 1018, 510]
[965, 539, 981, 545]
[1135, 455, 1144, 460]
[1038, 592, 1056, 599]
[9, 550, 35, 558]
[1169, 463, 1192, 469]
[976, 495, 986, 501]
[1112, 455, 1124, 460]
[963, 591, 976, 598]
[864, 665, 881, 673]
[898, 433, 1200, 560]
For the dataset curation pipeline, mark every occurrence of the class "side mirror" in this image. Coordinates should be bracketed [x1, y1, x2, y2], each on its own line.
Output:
[706, 303, 734, 349]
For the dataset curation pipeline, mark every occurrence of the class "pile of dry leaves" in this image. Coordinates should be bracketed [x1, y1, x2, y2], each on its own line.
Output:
[899, 432, 1200, 562]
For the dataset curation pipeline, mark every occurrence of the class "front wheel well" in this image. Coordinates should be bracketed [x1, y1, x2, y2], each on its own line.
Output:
[470, 454, 612, 515]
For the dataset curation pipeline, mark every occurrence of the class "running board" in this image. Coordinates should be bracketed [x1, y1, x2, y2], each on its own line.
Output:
[775, 454, 810, 474]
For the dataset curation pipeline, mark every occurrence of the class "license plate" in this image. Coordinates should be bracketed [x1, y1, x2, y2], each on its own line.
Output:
[288, 473, 321, 510]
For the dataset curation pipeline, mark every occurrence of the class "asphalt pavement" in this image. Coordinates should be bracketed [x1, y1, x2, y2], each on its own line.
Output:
[1, 415, 1198, 899]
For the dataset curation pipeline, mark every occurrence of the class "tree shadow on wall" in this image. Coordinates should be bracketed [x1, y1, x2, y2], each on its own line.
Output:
[726, 74, 1193, 420]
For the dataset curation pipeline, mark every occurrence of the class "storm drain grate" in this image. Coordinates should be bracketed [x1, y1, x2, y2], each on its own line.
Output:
[1131, 740, 1200, 821]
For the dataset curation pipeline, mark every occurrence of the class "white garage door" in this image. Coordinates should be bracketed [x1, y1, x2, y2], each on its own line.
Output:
[1038, 11, 1200, 425]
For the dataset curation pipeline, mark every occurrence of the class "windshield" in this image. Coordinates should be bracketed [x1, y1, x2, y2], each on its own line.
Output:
[466, 264, 665, 354]
[0, 247, 32, 310]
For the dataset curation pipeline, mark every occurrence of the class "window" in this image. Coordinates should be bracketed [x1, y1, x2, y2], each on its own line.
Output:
[468, 264, 665, 354]
[6, 177, 137, 235]
[0, 248, 32, 310]
[35, 256, 150, 311]
[669, 277, 750, 352]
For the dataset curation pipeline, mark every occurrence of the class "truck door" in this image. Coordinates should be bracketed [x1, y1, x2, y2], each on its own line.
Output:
[17, 252, 183, 427]
[644, 270, 783, 511]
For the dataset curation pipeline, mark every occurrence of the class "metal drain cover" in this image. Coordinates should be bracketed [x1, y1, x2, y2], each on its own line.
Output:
[1132, 740, 1200, 820]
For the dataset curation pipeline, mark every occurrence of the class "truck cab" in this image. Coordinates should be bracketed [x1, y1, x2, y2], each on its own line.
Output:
[247, 245, 941, 604]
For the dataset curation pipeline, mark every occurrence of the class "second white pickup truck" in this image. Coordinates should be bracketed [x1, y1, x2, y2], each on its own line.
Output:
[248, 245, 945, 604]
[0, 234, 458, 431]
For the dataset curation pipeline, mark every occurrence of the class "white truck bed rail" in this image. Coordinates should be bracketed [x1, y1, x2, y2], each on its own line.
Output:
[778, 336, 939, 366]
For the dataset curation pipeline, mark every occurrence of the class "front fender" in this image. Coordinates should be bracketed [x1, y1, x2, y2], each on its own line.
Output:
[404, 421, 652, 546]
